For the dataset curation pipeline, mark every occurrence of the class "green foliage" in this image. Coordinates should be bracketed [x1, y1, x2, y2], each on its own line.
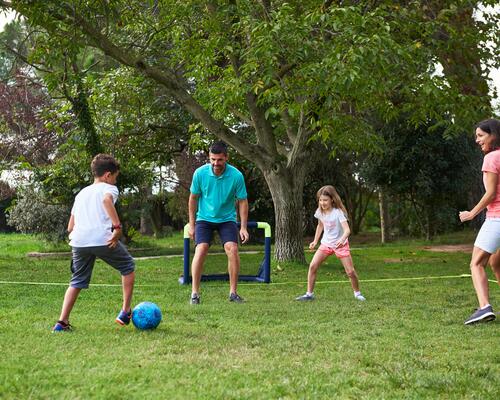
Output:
[7, 185, 71, 242]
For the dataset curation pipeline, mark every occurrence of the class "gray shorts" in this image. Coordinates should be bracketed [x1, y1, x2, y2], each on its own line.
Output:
[70, 242, 135, 289]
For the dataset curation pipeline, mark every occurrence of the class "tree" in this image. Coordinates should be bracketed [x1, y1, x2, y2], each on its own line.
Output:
[2, 1, 497, 261]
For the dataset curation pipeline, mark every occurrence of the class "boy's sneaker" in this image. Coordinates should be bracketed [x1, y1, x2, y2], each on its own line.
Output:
[190, 294, 200, 305]
[295, 293, 315, 301]
[52, 320, 72, 332]
[464, 305, 496, 325]
[355, 294, 366, 301]
[229, 293, 245, 303]
[116, 309, 131, 326]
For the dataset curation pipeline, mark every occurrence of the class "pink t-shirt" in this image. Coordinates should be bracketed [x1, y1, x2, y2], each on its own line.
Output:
[482, 149, 500, 218]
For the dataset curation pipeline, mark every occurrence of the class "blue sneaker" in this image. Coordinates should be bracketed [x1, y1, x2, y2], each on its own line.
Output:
[116, 309, 131, 326]
[229, 293, 245, 303]
[464, 306, 496, 325]
[52, 320, 72, 332]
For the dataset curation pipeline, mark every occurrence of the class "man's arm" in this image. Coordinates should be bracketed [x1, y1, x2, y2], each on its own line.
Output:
[103, 193, 122, 248]
[238, 199, 249, 244]
[188, 193, 199, 240]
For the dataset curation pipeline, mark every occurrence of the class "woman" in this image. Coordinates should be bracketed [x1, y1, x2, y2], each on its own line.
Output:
[459, 118, 500, 325]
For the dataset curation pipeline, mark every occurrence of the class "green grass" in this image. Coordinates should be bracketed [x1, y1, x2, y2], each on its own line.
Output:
[0, 233, 499, 399]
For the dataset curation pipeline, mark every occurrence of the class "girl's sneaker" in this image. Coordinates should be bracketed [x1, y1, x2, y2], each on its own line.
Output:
[116, 309, 132, 325]
[355, 293, 366, 301]
[52, 320, 72, 332]
[295, 293, 315, 301]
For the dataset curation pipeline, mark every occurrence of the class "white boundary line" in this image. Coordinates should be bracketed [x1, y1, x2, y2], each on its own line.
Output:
[0, 274, 488, 287]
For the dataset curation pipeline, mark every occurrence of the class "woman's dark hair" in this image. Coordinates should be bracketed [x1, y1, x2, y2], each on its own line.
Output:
[91, 154, 120, 177]
[477, 119, 500, 151]
[209, 141, 228, 155]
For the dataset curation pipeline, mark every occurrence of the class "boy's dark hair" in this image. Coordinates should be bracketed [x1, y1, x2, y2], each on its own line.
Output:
[209, 141, 228, 155]
[91, 154, 120, 177]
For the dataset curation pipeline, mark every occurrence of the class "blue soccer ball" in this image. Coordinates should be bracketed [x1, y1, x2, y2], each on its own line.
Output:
[132, 302, 162, 330]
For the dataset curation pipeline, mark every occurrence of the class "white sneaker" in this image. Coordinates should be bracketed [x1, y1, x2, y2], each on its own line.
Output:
[355, 294, 366, 301]
[295, 293, 315, 301]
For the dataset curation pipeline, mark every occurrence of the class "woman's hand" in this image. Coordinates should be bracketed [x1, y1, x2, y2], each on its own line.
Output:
[459, 211, 474, 222]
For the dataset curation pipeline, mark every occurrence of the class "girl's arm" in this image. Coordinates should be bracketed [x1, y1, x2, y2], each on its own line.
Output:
[67, 214, 74, 233]
[309, 220, 324, 249]
[334, 220, 351, 248]
[459, 172, 498, 222]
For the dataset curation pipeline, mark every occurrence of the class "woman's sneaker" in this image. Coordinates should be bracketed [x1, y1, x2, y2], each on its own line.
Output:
[295, 293, 315, 301]
[355, 293, 366, 301]
[464, 306, 496, 325]
[116, 309, 132, 325]
[52, 320, 72, 332]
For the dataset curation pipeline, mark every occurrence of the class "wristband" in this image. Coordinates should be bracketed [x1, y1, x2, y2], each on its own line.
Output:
[112, 224, 122, 230]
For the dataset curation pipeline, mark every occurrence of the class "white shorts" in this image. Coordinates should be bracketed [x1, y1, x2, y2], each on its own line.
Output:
[474, 218, 500, 254]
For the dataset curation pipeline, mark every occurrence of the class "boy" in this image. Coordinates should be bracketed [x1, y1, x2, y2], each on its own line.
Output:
[52, 154, 135, 332]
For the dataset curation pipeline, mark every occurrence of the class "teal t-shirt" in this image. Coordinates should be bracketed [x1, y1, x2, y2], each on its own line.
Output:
[190, 163, 247, 223]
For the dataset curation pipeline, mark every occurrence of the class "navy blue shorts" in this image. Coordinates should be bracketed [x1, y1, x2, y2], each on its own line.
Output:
[195, 221, 238, 246]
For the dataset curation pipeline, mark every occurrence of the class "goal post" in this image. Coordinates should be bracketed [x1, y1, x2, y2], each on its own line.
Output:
[179, 221, 271, 284]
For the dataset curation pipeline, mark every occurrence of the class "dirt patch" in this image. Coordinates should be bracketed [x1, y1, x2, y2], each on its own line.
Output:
[421, 244, 472, 253]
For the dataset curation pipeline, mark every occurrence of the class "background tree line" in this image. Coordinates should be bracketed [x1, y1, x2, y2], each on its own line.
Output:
[0, 1, 498, 259]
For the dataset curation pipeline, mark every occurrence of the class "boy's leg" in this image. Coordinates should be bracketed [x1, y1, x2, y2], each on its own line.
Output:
[121, 271, 135, 312]
[339, 256, 360, 293]
[307, 249, 329, 293]
[58, 287, 82, 324]
[95, 242, 135, 310]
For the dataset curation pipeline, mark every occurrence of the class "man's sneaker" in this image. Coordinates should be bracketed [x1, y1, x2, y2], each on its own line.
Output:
[464, 305, 496, 325]
[116, 309, 131, 326]
[355, 294, 366, 301]
[229, 293, 245, 303]
[52, 320, 72, 332]
[190, 294, 200, 305]
[295, 293, 315, 301]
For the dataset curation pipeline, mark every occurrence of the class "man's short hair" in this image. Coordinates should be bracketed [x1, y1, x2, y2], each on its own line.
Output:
[209, 141, 228, 155]
[91, 154, 120, 177]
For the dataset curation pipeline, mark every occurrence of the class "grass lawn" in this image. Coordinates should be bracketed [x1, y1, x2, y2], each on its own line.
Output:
[0, 233, 498, 399]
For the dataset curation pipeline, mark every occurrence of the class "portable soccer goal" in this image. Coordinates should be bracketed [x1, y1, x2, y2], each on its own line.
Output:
[179, 221, 271, 284]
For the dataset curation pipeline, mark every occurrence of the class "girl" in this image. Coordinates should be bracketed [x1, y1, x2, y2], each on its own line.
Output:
[459, 118, 500, 325]
[296, 185, 366, 301]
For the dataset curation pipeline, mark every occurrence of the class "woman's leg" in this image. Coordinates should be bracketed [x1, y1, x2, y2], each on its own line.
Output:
[488, 249, 500, 286]
[470, 246, 492, 308]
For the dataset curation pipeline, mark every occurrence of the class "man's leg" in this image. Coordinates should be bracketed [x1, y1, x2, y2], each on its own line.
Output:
[224, 241, 240, 295]
[191, 243, 209, 295]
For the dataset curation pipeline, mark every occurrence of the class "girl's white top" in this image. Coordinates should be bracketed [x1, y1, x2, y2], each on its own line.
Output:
[69, 182, 119, 247]
[314, 208, 347, 247]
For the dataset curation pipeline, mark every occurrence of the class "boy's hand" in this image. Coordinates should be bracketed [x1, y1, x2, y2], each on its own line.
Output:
[188, 224, 195, 240]
[309, 241, 317, 250]
[107, 229, 122, 248]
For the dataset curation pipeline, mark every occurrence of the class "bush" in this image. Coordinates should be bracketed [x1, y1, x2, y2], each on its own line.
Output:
[7, 185, 71, 242]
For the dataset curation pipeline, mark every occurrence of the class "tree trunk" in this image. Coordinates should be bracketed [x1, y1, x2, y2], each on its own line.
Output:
[379, 189, 391, 243]
[263, 165, 307, 263]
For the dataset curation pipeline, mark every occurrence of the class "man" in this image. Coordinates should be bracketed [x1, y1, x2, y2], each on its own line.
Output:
[188, 141, 249, 304]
